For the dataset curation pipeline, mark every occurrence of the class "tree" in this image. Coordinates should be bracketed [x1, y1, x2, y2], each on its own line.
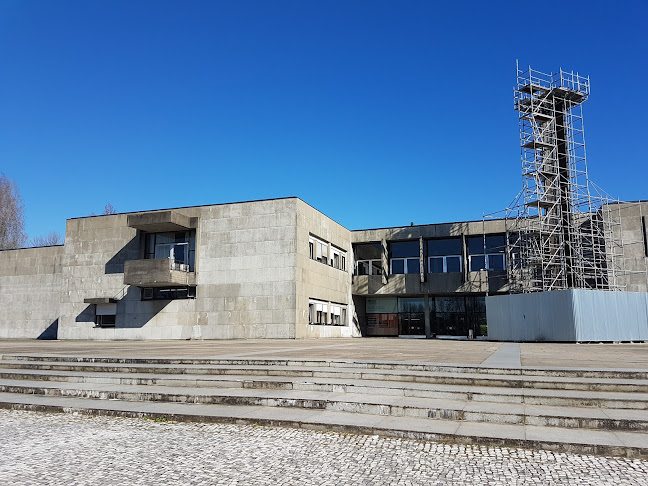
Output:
[0, 173, 27, 249]
[102, 203, 116, 215]
[30, 232, 63, 247]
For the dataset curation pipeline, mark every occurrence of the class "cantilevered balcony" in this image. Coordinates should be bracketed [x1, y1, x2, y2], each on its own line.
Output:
[123, 258, 196, 287]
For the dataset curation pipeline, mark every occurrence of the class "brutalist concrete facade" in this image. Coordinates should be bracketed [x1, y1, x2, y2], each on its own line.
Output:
[0, 197, 646, 341]
[0, 245, 63, 339]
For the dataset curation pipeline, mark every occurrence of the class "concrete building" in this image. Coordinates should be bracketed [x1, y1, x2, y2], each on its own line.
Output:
[0, 197, 646, 341]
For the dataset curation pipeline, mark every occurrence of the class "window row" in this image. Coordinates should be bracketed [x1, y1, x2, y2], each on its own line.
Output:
[354, 236, 507, 275]
[309, 235, 347, 271]
[308, 299, 348, 326]
[141, 286, 196, 300]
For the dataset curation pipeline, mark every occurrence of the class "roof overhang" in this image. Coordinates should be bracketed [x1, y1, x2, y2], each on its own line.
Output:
[127, 210, 194, 232]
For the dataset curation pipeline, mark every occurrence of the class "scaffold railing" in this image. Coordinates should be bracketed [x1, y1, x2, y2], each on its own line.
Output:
[486, 64, 633, 293]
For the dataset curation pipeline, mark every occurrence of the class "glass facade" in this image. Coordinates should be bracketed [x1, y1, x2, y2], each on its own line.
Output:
[364, 296, 487, 338]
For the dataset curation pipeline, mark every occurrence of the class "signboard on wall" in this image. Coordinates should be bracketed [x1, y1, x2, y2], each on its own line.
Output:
[366, 297, 398, 314]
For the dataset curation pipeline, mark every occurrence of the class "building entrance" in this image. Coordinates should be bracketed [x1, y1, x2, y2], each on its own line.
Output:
[398, 298, 425, 336]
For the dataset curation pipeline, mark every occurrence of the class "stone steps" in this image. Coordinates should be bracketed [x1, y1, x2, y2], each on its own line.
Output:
[1, 368, 647, 410]
[5, 355, 648, 379]
[2, 359, 647, 392]
[1, 377, 648, 432]
[1, 354, 647, 458]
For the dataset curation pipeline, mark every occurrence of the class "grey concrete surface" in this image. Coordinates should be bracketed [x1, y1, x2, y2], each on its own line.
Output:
[0, 246, 63, 339]
[1, 339, 648, 370]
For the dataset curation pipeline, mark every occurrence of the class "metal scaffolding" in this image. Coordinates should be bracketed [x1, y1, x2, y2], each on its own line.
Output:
[496, 64, 627, 293]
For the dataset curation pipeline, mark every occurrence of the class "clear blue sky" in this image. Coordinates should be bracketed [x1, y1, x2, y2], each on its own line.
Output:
[1, 1, 646, 240]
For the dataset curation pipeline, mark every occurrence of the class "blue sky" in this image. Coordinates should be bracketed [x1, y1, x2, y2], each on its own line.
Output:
[1, 1, 646, 240]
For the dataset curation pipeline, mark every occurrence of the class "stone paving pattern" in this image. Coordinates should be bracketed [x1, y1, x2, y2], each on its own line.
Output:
[1, 339, 648, 369]
[1, 410, 647, 485]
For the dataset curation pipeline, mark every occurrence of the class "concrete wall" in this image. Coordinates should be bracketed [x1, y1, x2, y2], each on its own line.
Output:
[193, 198, 298, 339]
[487, 290, 648, 342]
[0, 245, 63, 339]
[59, 198, 300, 340]
[615, 202, 648, 293]
[295, 200, 358, 338]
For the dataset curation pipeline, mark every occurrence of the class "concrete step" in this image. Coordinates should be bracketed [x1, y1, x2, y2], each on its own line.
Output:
[1, 378, 647, 432]
[1, 367, 647, 410]
[2, 359, 647, 393]
[4, 354, 648, 379]
[0, 391, 645, 459]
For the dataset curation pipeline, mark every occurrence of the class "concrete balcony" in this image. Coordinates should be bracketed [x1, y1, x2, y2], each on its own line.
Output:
[123, 259, 196, 288]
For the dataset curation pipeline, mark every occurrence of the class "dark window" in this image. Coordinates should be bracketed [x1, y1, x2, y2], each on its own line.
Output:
[427, 238, 462, 273]
[371, 260, 382, 275]
[357, 261, 370, 275]
[354, 243, 382, 260]
[488, 254, 505, 271]
[390, 241, 419, 258]
[427, 238, 462, 256]
[446, 256, 462, 272]
[485, 235, 506, 253]
[95, 314, 116, 327]
[429, 257, 444, 273]
[406, 258, 420, 274]
[467, 236, 485, 255]
[141, 287, 195, 300]
[468, 234, 506, 271]
[470, 255, 486, 271]
[391, 259, 405, 274]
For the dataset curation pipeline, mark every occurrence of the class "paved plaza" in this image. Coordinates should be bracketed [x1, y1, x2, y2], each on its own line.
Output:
[1, 338, 647, 370]
[0, 409, 646, 485]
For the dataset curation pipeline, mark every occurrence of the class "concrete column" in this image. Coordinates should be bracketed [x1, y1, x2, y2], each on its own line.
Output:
[419, 237, 425, 283]
[381, 238, 388, 285]
[327, 242, 331, 266]
[424, 294, 431, 338]
[461, 233, 468, 282]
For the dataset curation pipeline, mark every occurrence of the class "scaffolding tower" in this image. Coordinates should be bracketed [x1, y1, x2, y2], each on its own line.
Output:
[502, 64, 626, 293]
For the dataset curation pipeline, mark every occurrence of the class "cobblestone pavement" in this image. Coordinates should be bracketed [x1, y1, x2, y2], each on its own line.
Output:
[0, 410, 646, 486]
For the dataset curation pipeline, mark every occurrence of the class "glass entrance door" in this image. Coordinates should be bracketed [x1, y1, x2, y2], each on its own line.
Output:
[398, 298, 425, 335]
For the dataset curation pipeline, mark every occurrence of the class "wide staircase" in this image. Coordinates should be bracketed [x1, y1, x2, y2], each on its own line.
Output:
[0, 354, 646, 458]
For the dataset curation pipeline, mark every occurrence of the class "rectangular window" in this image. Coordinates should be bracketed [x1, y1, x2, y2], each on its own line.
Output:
[357, 261, 370, 275]
[308, 299, 347, 326]
[330, 246, 346, 270]
[391, 257, 420, 274]
[95, 303, 117, 328]
[468, 235, 506, 271]
[427, 238, 462, 273]
[354, 243, 382, 276]
[141, 287, 196, 300]
[95, 314, 116, 327]
[310, 235, 346, 271]
[390, 241, 420, 275]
